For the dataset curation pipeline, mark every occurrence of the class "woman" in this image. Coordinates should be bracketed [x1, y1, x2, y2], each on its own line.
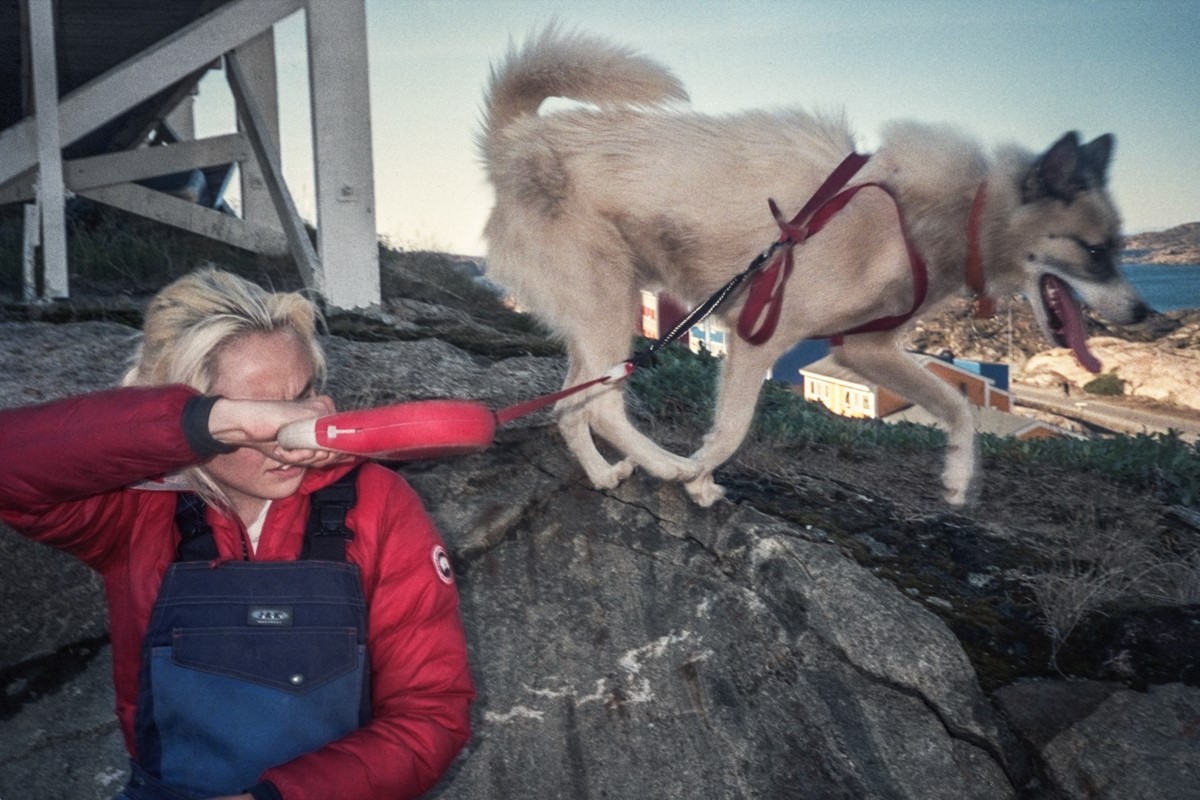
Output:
[0, 269, 474, 799]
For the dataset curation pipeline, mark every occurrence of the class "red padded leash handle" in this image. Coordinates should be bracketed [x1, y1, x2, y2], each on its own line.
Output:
[278, 399, 497, 460]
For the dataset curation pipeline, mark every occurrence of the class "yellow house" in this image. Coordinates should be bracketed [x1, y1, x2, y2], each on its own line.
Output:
[798, 354, 1075, 440]
[798, 356, 910, 419]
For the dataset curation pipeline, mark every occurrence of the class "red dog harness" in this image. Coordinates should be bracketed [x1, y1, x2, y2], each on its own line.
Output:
[737, 152, 995, 347]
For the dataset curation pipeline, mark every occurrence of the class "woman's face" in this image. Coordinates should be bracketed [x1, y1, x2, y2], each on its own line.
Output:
[205, 329, 316, 524]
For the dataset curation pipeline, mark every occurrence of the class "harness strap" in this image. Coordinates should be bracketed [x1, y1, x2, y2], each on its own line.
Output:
[173, 464, 363, 563]
[738, 177, 930, 347]
[300, 464, 362, 562]
[175, 492, 220, 562]
[824, 182, 929, 344]
[736, 152, 871, 344]
[965, 182, 997, 319]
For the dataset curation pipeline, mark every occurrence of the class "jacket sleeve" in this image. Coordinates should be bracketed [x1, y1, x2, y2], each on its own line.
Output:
[261, 466, 474, 799]
[0, 385, 206, 569]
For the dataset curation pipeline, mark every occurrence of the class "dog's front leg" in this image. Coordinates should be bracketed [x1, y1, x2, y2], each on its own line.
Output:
[833, 332, 979, 506]
[556, 387, 636, 489]
[684, 341, 779, 506]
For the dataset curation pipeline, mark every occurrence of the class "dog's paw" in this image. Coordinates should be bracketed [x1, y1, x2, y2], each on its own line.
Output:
[639, 453, 704, 482]
[590, 459, 636, 490]
[942, 473, 980, 507]
[942, 483, 968, 507]
[941, 461, 980, 506]
[942, 437, 979, 507]
[684, 473, 726, 507]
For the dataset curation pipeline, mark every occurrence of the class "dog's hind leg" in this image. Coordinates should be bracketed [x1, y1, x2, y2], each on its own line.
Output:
[587, 386, 701, 480]
[555, 364, 636, 490]
[555, 328, 701, 490]
[832, 331, 979, 506]
[684, 335, 781, 506]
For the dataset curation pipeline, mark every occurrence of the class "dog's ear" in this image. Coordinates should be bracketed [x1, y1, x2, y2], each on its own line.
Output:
[1023, 131, 1081, 202]
[1079, 133, 1115, 187]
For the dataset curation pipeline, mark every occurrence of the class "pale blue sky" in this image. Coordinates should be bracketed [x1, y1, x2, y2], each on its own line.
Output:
[198, 0, 1200, 255]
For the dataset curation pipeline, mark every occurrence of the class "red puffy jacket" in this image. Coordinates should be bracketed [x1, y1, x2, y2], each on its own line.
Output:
[0, 385, 474, 799]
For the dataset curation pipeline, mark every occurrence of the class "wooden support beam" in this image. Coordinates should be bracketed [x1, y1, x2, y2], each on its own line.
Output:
[78, 182, 290, 256]
[306, 0, 380, 311]
[22, 202, 39, 302]
[0, 0, 305, 185]
[225, 50, 323, 294]
[70, 134, 250, 192]
[0, 134, 252, 205]
[232, 30, 281, 232]
[28, 0, 68, 299]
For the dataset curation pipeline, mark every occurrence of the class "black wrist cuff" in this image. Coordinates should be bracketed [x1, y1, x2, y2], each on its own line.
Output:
[182, 395, 238, 457]
[247, 780, 284, 800]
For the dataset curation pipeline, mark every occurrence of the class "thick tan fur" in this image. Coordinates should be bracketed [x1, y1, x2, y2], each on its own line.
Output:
[479, 26, 1148, 506]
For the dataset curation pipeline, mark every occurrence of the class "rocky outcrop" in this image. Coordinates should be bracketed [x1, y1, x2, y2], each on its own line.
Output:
[906, 298, 1200, 366]
[1124, 222, 1200, 265]
[2, 318, 1198, 800]
[1019, 336, 1200, 410]
[906, 298, 1200, 412]
[417, 433, 1022, 799]
[996, 681, 1200, 800]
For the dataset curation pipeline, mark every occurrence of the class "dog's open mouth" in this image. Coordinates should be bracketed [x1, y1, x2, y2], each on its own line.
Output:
[1040, 274, 1101, 374]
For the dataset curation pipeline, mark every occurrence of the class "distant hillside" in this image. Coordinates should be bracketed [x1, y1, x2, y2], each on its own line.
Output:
[1123, 222, 1200, 264]
[905, 296, 1200, 366]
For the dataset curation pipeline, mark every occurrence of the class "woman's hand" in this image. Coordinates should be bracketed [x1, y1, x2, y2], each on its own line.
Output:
[207, 395, 351, 468]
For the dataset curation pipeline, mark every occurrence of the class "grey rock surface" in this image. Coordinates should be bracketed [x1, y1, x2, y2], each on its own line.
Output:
[412, 435, 1018, 799]
[0, 323, 125, 666]
[0, 648, 127, 799]
[1039, 683, 1200, 800]
[2, 320, 1198, 800]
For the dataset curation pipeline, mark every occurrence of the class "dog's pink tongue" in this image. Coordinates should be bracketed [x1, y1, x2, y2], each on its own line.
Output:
[1047, 275, 1102, 374]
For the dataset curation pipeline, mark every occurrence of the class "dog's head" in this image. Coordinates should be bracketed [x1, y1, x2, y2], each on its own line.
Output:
[1007, 132, 1150, 373]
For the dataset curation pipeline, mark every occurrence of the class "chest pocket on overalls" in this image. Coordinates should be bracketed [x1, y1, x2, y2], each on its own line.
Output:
[128, 467, 370, 800]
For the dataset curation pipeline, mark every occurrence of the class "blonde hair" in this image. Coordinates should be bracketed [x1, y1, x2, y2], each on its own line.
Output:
[123, 268, 326, 506]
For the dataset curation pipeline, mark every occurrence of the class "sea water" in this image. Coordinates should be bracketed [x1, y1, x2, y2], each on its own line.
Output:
[1121, 263, 1200, 312]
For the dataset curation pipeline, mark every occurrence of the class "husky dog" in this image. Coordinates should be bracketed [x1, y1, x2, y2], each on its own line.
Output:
[479, 26, 1150, 506]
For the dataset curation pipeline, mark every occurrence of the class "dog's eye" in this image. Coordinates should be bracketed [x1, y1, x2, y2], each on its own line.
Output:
[1070, 237, 1116, 278]
[1069, 237, 1108, 258]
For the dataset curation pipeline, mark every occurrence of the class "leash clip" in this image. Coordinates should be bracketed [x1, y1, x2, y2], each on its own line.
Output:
[602, 362, 636, 384]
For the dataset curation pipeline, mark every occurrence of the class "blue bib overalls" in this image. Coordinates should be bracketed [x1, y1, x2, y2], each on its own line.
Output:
[119, 468, 369, 800]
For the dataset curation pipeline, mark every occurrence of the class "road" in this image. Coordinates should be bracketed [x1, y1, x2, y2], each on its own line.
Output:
[1011, 383, 1200, 442]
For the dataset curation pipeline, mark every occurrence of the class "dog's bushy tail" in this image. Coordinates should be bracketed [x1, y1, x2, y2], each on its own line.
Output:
[481, 23, 688, 141]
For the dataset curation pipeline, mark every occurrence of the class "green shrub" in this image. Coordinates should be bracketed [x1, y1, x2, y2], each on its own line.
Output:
[627, 340, 945, 451]
[983, 429, 1200, 506]
[1083, 372, 1125, 396]
[626, 340, 717, 430]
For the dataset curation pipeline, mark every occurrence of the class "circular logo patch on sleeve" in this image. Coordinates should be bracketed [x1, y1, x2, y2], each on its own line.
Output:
[432, 545, 454, 584]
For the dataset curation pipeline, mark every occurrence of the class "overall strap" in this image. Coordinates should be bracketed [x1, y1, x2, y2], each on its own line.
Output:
[300, 464, 363, 562]
[175, 492, 220, 562]
[173, 464, 364, 563]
